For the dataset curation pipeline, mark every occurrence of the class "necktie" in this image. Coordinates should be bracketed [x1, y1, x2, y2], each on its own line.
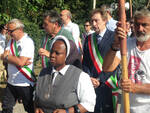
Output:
[96, 34, 102, 45]
[52, 72, 62, 86]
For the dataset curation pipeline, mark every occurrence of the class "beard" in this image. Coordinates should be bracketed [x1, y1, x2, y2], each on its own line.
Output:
[135, 32, 150, 42]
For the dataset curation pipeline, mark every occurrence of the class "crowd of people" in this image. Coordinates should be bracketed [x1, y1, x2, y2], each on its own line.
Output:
[0, 3, 150, 113]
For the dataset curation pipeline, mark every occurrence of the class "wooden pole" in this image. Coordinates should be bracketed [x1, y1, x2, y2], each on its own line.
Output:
[118, 0, 130, 113]
[129, 0, 133, 18]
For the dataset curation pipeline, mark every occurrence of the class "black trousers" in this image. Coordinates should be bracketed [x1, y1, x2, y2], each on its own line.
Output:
[2, 83, 34, 113]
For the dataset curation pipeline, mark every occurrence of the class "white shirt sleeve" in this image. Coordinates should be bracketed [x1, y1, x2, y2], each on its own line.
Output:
[71, 24, 80, 49]
[77, 71, 96, 112]
[19, 38, 34, 62]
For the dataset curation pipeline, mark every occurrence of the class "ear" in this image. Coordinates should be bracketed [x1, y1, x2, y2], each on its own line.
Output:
[54, 22, 59, 27]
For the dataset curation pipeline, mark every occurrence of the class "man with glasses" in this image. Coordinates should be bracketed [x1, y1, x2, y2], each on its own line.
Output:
[0, 19, 35, 113]
[81, 20, 94, 47]
[82, 8, 120, 113]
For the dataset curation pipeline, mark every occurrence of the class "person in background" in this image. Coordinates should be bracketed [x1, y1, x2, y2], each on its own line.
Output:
[81, 20, 94, 47]
[60, 9, 81, 51]
[103, 8, 150, 113]
[101, 4, 118, 31]
[82, 8, 120, 113]
[0, 24, 7, 80]
[0, 19, 35, 113]
[38, 10, 82, 69]
[0, 24, 7, 54]
[34, 35, 96, 113]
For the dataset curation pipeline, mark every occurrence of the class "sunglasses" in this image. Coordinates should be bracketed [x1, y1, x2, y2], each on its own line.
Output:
[8, 28, 19, 33]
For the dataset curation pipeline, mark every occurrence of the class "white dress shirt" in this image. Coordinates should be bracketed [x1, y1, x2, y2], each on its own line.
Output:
[63, 21, 80, 50]
[51, 65, 96, 112]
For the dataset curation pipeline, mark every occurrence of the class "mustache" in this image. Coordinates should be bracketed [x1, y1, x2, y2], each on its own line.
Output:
[136, 31, 146, 36]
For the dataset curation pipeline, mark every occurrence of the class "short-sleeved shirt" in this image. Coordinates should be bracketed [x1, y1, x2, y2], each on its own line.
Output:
[6, 33, 35, 86]
[116, 38, 150, 113]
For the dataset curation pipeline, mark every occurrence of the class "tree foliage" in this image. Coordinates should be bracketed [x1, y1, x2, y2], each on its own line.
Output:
[0, 0, 148, 59]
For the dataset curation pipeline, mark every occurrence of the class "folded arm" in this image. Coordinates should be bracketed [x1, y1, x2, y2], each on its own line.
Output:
[1, 50, 31, 67]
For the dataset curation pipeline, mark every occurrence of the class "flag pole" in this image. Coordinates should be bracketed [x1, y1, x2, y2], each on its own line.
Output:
[118, 0, 130, 113]
[129, 0, 133, 18]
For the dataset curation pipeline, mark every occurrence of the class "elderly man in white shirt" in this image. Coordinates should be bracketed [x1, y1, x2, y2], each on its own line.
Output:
[1, 19, 35, 113]
[60, 10, 80, 51]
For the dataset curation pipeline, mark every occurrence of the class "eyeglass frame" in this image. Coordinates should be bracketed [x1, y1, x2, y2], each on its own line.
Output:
[7, 27, 20, 34]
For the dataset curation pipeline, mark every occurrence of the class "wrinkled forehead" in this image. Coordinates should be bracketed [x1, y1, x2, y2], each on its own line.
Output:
[134, 16, 150, 24]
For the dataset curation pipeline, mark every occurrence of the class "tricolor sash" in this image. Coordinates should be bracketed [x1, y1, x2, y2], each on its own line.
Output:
[88, 34, 119, 113]
[105, 74, 120, 113]
[10, 39, 36, 82]
[41, 36, 49, 68]
[88, 34, 103, 74]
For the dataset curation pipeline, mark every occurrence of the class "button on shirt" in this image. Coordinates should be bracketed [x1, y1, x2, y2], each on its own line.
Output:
[51, 65, 96, 112]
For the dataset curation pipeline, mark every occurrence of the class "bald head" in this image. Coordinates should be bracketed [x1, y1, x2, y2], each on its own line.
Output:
[61, 10, 72, 19]
[60, 10, 72, 25]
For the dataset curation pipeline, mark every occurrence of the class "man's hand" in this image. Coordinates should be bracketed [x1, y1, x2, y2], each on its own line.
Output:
[35, 108, 44, 113]
[53, 109, 66, 113]
[112, 22, 128, 49]
[91, 77, 100, 88]
[38, 48, 50, 58]
[24, 57, 32, 66]
[120, 79, 136, 93]
[1, 50, 10, 60]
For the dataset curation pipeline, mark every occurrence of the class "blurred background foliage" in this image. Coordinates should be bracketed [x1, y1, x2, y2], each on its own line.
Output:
[0, 0, 149, 67]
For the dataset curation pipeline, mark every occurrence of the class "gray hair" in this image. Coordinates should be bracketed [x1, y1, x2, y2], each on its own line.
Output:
[8, 19, 24, 28]
[66, 10, 72, 19]
[134, 7, 150, 20]
[100, 4, 113, 16]
[43, 10, 62, 26]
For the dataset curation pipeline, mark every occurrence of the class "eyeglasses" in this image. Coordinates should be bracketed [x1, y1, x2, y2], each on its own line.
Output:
[8, 28, 19, 33]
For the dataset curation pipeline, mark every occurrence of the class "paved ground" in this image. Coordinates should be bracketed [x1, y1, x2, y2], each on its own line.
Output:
[0, 102, 27, 113]
[0, 84, 27, 113]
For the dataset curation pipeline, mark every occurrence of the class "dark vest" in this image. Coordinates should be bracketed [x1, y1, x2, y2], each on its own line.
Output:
[35, 65, 82, 113]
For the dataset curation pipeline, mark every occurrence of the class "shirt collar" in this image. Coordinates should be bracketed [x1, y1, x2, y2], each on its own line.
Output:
[16, 33, 27, 44]
[51, 65, 69, 76]
[97, 28, 106, 37]
[66, 21, 72, 26]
